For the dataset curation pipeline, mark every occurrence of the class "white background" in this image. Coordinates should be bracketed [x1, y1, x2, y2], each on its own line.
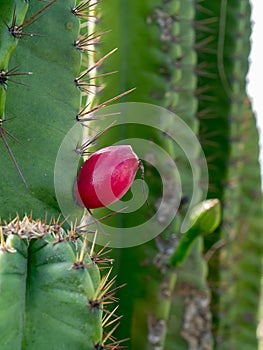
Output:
[248, 0, 263, 180]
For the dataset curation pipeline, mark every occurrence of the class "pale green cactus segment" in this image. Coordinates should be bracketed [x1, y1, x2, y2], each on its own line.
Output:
[0, 222, 102, 349]
[160, 0, 199, 207]
[162, 2, 212, 348]
[164, 198, 221, 348]
[170, 199, 221, 268]
[169, 0, 198, 127]
[1, 0, 81, 219]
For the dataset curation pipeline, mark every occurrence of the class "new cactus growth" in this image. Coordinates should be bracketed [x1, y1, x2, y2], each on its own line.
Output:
[170, 199, 221, 268]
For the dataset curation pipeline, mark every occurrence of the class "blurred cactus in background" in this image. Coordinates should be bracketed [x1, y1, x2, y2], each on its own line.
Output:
[0, 1, 262, 349]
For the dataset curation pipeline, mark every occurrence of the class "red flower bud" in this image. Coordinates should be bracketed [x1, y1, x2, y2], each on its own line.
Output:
[74, 145, 140, 209]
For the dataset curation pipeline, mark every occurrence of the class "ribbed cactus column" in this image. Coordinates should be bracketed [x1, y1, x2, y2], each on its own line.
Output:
[217, 100, 263, 349]
[195, 0, 236, 333]
[91, 0, 214, 349]
[0, 1, 124, 349]
[92, 1, 174, 348]
[196, 0, 263, 347]
[0, 217, 102, 349]
[160, 2, 215, 348]
[1, 0, 80, 219]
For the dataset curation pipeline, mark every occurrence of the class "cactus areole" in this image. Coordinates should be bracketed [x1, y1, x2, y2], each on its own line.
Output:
[75, 145, 140, 208]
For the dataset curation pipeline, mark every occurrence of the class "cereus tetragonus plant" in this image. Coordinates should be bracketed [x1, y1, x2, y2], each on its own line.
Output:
[0, 1, 127, 349]
[0, 1, 262, 350]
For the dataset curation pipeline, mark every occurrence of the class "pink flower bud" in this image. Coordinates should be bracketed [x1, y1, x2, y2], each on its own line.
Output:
[74, 145, 140, 209]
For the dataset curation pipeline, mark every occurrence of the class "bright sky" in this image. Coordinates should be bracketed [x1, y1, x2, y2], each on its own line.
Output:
[249, 1, 263, 347]
[247, 0, 263, 181]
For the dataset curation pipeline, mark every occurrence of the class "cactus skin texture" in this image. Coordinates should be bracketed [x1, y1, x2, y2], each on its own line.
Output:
[0, 217, 102, 349]
[0, 0, 79, 219]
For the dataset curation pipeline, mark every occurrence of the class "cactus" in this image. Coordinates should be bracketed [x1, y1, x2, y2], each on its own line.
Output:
[0, 0, 262, 349]
[196, 1, 263, 347]
[216, 98, 263, 349]
[0, 216, 102, 349]
[88, 0, 216, 348]
[90, 0, 262, 348]
[0, 0, 79, 219]
[0, 1, 124, 349]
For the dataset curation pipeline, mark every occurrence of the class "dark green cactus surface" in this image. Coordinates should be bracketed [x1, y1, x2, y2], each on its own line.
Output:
[0, 1, 120, 349]
[0, 0, 79, 219]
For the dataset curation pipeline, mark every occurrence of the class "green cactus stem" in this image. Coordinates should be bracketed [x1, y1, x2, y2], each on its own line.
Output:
[0, 216, 102, 349]
[195, 2, 263, 347]
[1, 0, 80, 219]
[90, 0, 212, 348]
[217, 99, 263, 349]
[0, 2, 127, 349]
[170, 199, 221, 268]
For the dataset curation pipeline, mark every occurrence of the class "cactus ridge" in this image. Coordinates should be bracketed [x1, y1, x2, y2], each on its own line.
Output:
[0, 0, 121, 219]
[156, 2, 215, 348]
[0, 215, 102, 349]
[195, 0, 231, 334]
[0, 214, 127, 349]
[195, 1, 263, 347]
[0, 0, 79, 219]
[217, 100, 263, 349]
